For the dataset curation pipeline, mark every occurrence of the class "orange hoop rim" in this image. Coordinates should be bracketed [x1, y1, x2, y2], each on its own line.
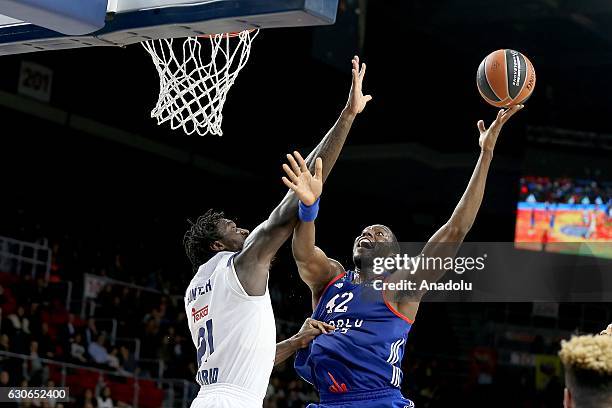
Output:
[199, 29, 257, 39]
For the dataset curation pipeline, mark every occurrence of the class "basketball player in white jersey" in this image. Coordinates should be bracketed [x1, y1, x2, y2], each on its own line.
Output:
[182, 56, 372, 407]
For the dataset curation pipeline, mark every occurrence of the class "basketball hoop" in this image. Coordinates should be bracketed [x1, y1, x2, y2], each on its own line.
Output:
[142, 29, 259, 136]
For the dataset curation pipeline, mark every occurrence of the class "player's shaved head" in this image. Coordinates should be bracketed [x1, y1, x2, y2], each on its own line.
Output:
[559, 334, 612, 408]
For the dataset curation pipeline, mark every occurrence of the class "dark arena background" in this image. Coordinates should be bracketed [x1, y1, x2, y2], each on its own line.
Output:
[1, 0, 611, 407]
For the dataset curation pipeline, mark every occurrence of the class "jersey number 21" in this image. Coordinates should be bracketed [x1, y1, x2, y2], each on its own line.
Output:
[197, 319, 214, 367]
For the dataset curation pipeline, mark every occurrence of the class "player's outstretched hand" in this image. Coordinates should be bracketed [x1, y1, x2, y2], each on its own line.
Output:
[601, 323, 612, 336]
[282, 151, 323, 206]
[346, 55, 372, 116]
[478, 104, 523, 153]
[291, 318, 335, 349]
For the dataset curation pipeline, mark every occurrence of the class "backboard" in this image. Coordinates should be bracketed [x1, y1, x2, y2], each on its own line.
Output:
[0, 0, 339, 55]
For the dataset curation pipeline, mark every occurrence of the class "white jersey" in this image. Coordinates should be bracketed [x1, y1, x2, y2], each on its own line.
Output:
[184, 251, 276, 408]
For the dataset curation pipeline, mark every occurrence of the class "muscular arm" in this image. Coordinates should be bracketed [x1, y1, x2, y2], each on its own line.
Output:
[281, 153, 345, 308]
[292, 221, 345, 308]
[275, 338, 300, 366]
[386, 106, 524, 319]
[235, 57, 371, 296]
[407, 148, 494, 283]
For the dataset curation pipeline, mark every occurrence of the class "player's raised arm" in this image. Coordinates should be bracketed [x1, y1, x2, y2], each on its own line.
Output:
[387, 105, 524, 313]
[282, 153, 345, 308]
[235, 56, 371, 296]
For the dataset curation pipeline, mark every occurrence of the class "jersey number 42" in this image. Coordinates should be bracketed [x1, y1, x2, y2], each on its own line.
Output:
[325, 292, 353, 314]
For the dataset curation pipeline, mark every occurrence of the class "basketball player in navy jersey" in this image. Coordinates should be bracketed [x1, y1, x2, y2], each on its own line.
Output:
[282, 105, 524, 407]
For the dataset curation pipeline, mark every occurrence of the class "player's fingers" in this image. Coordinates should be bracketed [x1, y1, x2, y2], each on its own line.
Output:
[321, 322, 335, 331]
[304, 318, 315, 330]
[282, 164, 299, 183]
[304, 328, 322, 340]
[310, 320, 330, 334]
[310, 320, 326, 334]
[286, 153, 301, 175]
[314, 157, 323, 180]
[477, 120, 486, 133]
[281, 177, 298, 192]
[307, 327, 322, 336]
[359, 63, 367, 81]
[352, 57, 359, 85]
[497, 109, 505, 121]
[364, 95, 373, 103]
[294, 151, 308, 173]
[502, 104, 523, 122]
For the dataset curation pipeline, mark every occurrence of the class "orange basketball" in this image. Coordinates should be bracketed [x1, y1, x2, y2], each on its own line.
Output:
[477, 49, 536, 108]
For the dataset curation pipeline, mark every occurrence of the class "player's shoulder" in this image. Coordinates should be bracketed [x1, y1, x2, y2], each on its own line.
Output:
[322, 261, 350, 290]
[328, 258, 345, 274]
[311, 259, 346, 308]
[188, 251, 236, 288]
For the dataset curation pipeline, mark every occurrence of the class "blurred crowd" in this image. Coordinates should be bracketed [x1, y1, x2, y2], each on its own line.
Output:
[520, 176, 612, 207]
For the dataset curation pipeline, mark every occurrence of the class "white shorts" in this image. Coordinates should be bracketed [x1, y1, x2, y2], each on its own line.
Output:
[191, 384, 262, 408]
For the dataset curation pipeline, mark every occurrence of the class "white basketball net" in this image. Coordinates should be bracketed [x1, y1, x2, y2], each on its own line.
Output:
[142, 29, 258, 136]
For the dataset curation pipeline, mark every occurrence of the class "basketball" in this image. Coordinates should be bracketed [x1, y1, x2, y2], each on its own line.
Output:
[477, 49, 536, 108]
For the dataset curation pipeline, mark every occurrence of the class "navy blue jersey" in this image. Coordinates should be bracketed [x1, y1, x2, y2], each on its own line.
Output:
[295, 271, 413, 404]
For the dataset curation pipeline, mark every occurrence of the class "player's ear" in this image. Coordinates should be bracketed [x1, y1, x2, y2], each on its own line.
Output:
[210, 241, 225, 252]
[563, 388, 573, 408]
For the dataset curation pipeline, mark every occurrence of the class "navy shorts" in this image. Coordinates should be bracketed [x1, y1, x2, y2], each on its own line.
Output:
[308, 389, 415, 408]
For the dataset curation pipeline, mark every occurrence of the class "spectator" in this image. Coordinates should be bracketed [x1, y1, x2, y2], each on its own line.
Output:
[70, 333, 87, 364]
[46, 379, 58, 408]
[6, 306, 30, 336]
[31, 277, 49, 305]
[77, 388, 97, 408]
[25, 340, 45, 386]
[88, 334, 109, 366]
[97, 386, 115, 408]
[0, 334, 10, 352]
[0, 370, 11, 386]
[85, 318, 98, 346]
[35, 322, 55, 359]
[119, 345, 136, 373]
[107, 347, 120, 370]
[28, 303, 42, 338]
[1, 371, 17, 408]
[97, 285, 114, 318]
[140, 316, 160, 358]
[59, 314, 77, 348]
[0, 284, 15, 313]
[0, 336, 20, 380]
